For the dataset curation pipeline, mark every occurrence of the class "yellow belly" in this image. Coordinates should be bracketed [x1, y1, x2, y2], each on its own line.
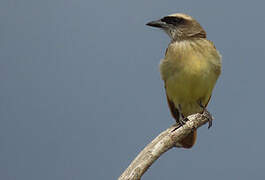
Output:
[163, 56, 219, 116]
[160, 40, 221, 117]
[165, 66, 215, 116]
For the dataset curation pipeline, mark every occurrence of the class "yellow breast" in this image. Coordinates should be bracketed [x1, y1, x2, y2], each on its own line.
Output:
[160, 39, 221, 116]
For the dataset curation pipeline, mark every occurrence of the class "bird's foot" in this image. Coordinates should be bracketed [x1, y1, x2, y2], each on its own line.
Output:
[197, 100, 213, 129]
[203, 109, 213, 129]
[179, 116, 188, 126]
[171, 116, 188, 132]
[171, 104, 187, 132]
[178, 104, 188, 126]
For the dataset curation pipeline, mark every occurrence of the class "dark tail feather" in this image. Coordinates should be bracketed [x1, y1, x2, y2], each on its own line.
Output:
[179, 130, 197, 148]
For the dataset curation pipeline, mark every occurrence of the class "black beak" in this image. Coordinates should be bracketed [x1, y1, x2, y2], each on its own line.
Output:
[146, 19, 166, 28]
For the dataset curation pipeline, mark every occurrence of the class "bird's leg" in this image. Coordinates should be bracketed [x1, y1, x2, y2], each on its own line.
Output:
[198, 100, 213, 129]
[178, 104, 188, 126]
[198, 100, 206, 110]
[171, 104, 187, 132]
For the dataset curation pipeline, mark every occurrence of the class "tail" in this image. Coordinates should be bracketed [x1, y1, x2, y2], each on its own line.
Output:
[179, 130, 197, 148]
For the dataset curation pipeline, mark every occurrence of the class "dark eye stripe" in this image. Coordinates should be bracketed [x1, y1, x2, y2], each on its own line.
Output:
[161, 16, 184, 25]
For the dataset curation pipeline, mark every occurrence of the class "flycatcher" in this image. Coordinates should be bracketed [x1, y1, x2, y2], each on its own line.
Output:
[146, 13, 222, 148]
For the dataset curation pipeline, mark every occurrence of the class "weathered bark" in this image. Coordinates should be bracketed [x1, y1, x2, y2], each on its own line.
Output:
[118, 111, 213, 180]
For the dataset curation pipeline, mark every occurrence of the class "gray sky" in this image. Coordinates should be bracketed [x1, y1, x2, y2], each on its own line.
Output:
[1, 0, 265, 179]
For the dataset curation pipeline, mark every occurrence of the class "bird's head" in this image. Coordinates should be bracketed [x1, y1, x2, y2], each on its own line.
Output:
[146, 13, 206, 41]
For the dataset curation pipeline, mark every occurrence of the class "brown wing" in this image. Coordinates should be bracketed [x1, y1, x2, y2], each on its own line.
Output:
[166, 93, 180, 122]
[204, 94, 212, 108]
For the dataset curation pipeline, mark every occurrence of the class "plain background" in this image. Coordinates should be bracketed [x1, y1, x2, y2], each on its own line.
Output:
[1, 0, 265, 179]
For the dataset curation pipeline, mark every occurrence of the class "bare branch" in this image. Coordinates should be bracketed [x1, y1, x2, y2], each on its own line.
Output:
[118, 111, 212, 180]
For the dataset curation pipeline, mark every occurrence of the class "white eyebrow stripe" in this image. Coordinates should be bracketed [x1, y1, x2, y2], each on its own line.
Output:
[168, 13, 193, 21]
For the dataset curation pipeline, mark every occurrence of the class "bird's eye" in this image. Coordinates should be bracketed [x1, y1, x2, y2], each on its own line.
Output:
[161, 17, 184, 25]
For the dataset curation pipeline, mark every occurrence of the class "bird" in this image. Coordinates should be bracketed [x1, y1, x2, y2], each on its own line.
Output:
[146, 13, 222, 148]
